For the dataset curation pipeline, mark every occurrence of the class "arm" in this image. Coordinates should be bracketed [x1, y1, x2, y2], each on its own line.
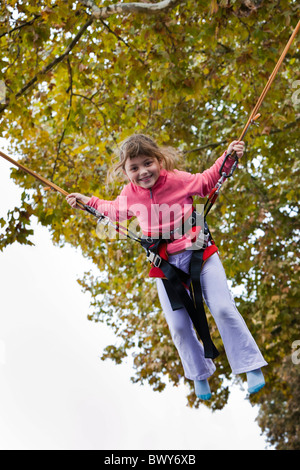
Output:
[182, 141, 245, 198]
[66, 188, 133, 222]
[201, 140, 245, 195]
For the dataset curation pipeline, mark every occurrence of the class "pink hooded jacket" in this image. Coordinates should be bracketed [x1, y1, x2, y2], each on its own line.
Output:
[87, 151, 235, 255]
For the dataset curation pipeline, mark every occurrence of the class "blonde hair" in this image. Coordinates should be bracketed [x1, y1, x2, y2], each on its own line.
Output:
[106, 134, 183, 185]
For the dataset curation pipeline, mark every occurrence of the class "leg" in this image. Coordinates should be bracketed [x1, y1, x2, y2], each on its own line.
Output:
[156, 278, 216, 381]
[200, 253, 268, 375]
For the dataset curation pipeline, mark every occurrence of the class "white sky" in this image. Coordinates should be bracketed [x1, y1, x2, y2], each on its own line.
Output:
[0, 138, 269, 450]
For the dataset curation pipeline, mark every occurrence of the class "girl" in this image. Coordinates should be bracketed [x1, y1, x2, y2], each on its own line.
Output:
[66, 134, 267, 400]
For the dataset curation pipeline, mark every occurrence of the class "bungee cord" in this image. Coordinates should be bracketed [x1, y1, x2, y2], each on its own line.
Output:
[238, 19, 300, 142]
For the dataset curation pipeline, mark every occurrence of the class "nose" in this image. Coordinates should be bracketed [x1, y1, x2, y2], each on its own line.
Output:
[140, 168, 150, 177]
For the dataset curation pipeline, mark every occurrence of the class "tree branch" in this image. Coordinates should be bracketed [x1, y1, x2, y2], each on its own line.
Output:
[184, 140, 228, 154]
[0, 17, 93, 115]
[268, 116, 300, 135]
[80, 0, 183, 19]
[100, 18, 146, 65]
[51, 57, 74, 182]
[0, 15, 40, 39]
[0, 1, 183, 115]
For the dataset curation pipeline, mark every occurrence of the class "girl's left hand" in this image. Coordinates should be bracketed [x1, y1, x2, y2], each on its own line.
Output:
[227, 140, 245, 159]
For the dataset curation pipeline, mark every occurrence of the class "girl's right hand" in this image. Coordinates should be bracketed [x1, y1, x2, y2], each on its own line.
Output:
[66, 193, 90, 209]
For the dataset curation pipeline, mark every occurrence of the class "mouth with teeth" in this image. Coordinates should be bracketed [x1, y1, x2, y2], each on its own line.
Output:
[139, 175, 152, 183]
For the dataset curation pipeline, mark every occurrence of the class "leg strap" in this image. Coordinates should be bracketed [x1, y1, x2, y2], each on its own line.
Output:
[190, 250, 219, 359]
[160, 253, 219, 360]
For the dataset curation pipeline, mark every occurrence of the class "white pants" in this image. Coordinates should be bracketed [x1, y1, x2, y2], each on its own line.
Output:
[156, 251, 268, 381]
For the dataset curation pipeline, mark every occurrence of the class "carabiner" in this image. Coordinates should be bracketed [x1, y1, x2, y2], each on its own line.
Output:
[219, 151, 239, 178]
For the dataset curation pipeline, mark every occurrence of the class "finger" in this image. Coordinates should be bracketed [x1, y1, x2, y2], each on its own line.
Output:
[68, 197, 77, 207]
[233, 143, 244, 151]
[68, 193, 81, 199]
[234, 149, 243, 158]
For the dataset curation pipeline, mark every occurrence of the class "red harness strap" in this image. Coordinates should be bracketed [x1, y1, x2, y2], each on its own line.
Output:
[148, 242, 218, 279]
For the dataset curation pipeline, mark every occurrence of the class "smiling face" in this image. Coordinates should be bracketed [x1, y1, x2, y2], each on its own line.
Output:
[123, 154, 162, 189]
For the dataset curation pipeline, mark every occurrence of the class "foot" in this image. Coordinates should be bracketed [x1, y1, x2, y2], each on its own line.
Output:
[247, 368, 265, 394]
[194, 379, 212, 400]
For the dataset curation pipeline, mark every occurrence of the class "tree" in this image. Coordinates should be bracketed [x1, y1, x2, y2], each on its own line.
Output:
[0, 0, 299, 447]
[256, 356, 300, 450]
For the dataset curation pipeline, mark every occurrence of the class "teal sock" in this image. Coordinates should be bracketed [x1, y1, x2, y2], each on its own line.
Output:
[247, 368, 265, 394]
[194, 379, 212, 400]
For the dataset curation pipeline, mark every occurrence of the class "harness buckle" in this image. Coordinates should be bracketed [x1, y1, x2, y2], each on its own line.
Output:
[191, 231, 210, 250]
[147, 251, 162, 268]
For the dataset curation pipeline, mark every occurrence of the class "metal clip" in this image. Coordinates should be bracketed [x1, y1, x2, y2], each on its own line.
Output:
[194, 231, 210, 250]
[97, 216, 109, 227]
[147, 251, 162, 268]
